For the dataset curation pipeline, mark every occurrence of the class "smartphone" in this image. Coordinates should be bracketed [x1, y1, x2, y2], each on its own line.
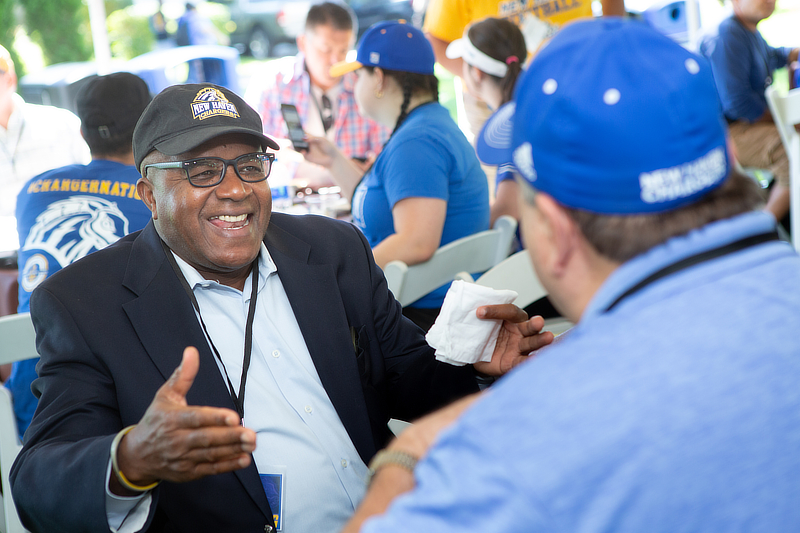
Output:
[280, 103, 309, 151]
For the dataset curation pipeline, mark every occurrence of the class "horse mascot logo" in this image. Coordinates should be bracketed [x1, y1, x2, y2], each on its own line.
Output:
[21, 195, 130, 292]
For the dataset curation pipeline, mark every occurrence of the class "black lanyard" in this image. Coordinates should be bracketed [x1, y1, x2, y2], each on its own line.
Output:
[603, 230, 780, 313]
[160, 239, 259, 421]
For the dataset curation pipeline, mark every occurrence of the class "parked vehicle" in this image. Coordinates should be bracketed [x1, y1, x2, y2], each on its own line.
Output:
[219, 0, 416, 59]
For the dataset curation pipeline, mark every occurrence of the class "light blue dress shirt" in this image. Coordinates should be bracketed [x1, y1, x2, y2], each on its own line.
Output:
[107, 244, 368, 532]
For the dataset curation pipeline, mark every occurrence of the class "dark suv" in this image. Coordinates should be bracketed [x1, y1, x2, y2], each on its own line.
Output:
[221, 0, 417, 59]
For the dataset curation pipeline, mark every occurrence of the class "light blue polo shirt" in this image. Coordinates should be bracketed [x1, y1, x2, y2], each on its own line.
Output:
[363, 211, 800, 532]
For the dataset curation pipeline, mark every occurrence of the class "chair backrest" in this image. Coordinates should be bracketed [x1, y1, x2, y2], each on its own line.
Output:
[383, 216, 517, 307]
[765, 85, 800, 248]
[458, 250, 546, 309]
[457, 250, 574, 336]
[0, 313, 37, 533]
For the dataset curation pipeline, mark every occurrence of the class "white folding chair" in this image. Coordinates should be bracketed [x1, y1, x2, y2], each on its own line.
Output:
[383, 216, 517, 307]
[457, 250, 574, 336]
[0, 313, 37, 533]
[765, 85, 800, 250]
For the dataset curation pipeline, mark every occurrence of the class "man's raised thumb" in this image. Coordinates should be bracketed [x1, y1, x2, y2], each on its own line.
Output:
[165, 346, 200, 400]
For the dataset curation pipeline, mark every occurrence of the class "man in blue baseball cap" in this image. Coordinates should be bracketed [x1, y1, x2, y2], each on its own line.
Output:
[341, 18, 800, 533]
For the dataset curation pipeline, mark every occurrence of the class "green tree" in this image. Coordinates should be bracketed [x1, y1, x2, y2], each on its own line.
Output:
[0, 0, 23, 74]
[107, 6, 154, 60]
[19, 0, 92, 64]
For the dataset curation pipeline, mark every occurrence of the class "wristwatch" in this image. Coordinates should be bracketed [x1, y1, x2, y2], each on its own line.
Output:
[366, 449, 419, 485]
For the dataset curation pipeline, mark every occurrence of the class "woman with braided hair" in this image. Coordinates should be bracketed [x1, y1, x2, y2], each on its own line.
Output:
[305, 20, 489, 331]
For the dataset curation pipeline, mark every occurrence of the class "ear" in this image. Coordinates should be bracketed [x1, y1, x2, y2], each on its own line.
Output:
[468, 65, 484, 84]
[534, 193, 579, 277]
[0, 70, 15, 91]
[137, 177, 158, 220]
[373, 67, 385, 91]
[296, 33, 306, 54]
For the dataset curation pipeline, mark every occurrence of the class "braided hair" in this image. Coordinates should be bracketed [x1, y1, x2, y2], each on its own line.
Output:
[364, 67, 439, 137]
[467, 18, 526, 105]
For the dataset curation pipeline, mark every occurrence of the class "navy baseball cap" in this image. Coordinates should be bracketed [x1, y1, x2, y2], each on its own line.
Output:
[477, 18, 731, 214]
[133, 83, 279, 172]
[329, 20, 435, 77]
[76, 72, 151, 141]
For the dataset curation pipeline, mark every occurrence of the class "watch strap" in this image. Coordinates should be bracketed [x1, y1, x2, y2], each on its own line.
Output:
[367, 449, 419, 486]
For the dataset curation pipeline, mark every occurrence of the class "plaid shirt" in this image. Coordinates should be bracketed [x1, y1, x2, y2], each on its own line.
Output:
[250, 54, 389, 159]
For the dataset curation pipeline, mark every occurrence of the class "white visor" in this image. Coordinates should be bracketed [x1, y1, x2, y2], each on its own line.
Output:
[446, 37, 508, 78]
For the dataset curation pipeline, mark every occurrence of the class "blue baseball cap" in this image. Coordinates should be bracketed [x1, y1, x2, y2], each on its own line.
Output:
[329, 20, 435, 77]
[476, 18, 731, 215]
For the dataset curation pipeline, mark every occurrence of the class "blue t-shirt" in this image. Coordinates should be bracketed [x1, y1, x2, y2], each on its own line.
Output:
[6, 159, 151, 438]
[351, 102, 489, 307]
[699, 16, 791, 122]
[362, 211, 800, 533]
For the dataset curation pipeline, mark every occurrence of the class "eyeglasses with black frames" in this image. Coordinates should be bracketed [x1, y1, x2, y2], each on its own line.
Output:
[144, 152, 277, 188]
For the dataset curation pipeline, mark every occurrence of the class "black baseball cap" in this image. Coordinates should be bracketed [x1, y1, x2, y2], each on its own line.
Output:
[76, 72, 151, 141]
[133, 83, 279, 172]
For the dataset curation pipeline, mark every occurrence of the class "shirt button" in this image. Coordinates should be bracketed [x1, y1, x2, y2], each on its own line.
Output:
[341, 459, 348, 468]
[304, 405, 313, 413]
[272, 349, 280, 358]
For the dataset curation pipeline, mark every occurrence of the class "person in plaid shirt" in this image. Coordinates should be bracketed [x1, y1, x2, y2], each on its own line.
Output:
[245, 2, 389, 174]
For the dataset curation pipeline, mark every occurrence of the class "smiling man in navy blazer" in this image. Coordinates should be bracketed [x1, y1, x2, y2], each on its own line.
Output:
[10, 83, 548, 533]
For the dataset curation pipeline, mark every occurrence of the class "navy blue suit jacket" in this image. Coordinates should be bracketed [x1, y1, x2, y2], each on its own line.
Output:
[11, 213, 478, 532]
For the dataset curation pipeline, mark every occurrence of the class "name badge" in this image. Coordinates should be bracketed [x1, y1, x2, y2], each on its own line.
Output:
[260, 471, 285, 531]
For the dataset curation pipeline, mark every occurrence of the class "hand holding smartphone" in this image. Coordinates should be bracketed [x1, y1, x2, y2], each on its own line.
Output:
[280, 103, 309, 151]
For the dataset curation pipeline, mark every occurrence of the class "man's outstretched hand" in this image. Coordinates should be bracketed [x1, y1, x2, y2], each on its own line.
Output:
[110, 347, 257, 496]
[473, 304, 554, 376]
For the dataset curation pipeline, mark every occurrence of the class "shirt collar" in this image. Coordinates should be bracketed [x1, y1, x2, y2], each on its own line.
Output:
[294, 51, 353, 94]
[292, 52, 309, 83]
[171, 242, 277, 293]
[10, 92, 24, 110]
[310, 82, 343, 104]
[581, 211, 778, 322]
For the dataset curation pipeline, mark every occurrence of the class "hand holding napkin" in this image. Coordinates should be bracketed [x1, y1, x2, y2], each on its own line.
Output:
[426, 280, 518, 366]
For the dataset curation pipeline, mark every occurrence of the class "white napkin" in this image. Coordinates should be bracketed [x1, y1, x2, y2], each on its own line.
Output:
[426, 280, 518, 366]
